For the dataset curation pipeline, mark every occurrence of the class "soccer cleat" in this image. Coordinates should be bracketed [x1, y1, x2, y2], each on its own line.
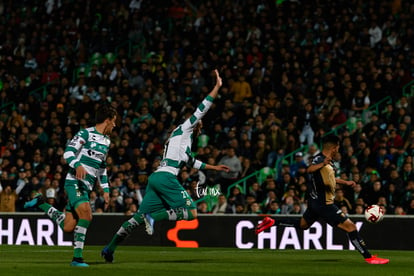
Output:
[24, 193, 44, 209]
[70, 257, 89, 267]
[255, 216, 275, 234]
[101, 247, 114, 263]
[365, 255, 389, 264]
[143, 213, 154, 235]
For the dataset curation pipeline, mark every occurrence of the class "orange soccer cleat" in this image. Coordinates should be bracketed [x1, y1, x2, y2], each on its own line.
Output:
[255, 216, 275, 234]
[365, 255, 389, 264]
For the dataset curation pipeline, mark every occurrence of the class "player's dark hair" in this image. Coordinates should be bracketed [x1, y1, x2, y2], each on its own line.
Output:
[95, 104, 118, 124]
[322, 134, 340, 147]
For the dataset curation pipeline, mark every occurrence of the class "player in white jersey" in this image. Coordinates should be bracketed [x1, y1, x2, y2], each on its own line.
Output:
[101, 69, 230, 263]
[25, 104, 118, 267]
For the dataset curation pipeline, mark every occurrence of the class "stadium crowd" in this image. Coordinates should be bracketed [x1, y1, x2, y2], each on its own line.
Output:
[1, 0, 414, 218]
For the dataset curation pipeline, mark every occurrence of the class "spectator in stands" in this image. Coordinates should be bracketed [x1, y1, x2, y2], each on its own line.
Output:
[350, 90, 370, 119]
[211, 194, 234, 214]
[297, 102, 318, 147]
[266, 200, 281, 214]
[303, 143, 320, 166]
[327, 105, 347, 129]
[265, 121, 287, 167]
[248, 182, 265, 203]
[334, 189, 353, 214]
[227, 185, 246, 209]
[406, 199, 414, 215]
[365, 180, 386, 206]
[217, 147, 242, 192]
[230, 74, 253, 105]
[0, 180, 26, 212]
[354, 204, 364, 215]
[197, 201, 210, 214]
[280, 195, 295, 215]
[290, 152, 308, 178]
[248, 202, 262, 214]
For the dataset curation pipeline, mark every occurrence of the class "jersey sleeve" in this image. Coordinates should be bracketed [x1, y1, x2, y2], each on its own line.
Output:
[63, 129, 88, 169]
[311, 154, 324, 166]
[181, 95, 214, 131]
[185, 148, 206, 170]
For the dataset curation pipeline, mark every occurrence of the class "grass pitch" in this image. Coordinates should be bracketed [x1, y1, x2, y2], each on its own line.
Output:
[0, 245, 412, 276]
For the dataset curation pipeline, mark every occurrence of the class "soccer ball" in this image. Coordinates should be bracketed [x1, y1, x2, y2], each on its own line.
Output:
[364, 205, 384, 223]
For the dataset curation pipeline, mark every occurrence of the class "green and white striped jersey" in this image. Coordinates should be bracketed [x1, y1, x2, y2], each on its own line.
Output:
[157, 95, 215, 176]
[63, 126, 110, 192]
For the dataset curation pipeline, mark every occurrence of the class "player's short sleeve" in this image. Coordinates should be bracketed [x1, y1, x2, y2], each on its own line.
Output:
[312, 155, 324, 166]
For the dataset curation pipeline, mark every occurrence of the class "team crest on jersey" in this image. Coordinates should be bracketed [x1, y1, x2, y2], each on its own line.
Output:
[186, 199, 191, 206]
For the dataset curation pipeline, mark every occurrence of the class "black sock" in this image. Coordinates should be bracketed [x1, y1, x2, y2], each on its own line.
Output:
[72, 257, 84, 263]
[347, 230, 371, 259]
[275, 218, 301, 229]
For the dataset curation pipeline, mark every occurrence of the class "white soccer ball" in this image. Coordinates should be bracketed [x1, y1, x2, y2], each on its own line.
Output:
[364, 204, 384, 223]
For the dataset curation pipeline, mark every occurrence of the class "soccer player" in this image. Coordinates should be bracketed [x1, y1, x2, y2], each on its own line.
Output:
[24, 104, 118, 267]
[101, 69, 230, 262]
[256, 134, 389, 264]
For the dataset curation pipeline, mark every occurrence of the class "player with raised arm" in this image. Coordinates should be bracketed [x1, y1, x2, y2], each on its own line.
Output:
[256, 134, 389, 264]
[24, 104, 117, 267]
[101, 69, 230, 263]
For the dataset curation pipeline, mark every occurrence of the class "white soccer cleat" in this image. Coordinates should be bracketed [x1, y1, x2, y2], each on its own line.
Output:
[143, 213, 154, 235]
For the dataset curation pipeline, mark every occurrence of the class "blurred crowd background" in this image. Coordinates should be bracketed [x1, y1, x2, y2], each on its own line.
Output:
[1, 0, 414, 217]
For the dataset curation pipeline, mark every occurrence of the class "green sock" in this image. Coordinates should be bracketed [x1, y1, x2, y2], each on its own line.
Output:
[150, 209, 169, 221]
[107, 216, 141, 252]
[39, 202, 65, 229]
[73, 219, 90, 259]
[151, 208, 195, 221]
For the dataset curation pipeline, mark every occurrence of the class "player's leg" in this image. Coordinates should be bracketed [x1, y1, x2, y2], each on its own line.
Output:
[148, 172, 197, 222]
[66, 183, 92, 267]
[337, 219, 388, 264]
[102, 211, 145, 262]
[24, 193, 68, 230]
[337, 219, 371, 257]
[71, 202, 92, 267]
[102, 185, 161, 261]
[326, 204, 388, 264]
[62, 211, 77, 232]
[256, 205, 316, 234]
[323, 204, 371, 259]
[103, 172, 196, 263]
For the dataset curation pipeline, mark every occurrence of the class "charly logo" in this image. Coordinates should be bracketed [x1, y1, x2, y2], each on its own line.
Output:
[195, 182, 221, 198]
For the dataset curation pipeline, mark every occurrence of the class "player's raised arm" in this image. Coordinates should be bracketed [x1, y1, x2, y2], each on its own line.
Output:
[207, 69, 222, 100]
[182, 69, 222, 130]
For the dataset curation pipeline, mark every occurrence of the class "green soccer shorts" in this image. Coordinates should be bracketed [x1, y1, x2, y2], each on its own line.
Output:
[64, 180, 90, 213]
[139, 171, 196, 214]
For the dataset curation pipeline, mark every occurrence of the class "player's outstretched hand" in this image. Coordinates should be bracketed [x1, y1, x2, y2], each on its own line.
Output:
[215, 164, 230, 172]
[214, 69, 222, 88]
[345, 180, 356, 187]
